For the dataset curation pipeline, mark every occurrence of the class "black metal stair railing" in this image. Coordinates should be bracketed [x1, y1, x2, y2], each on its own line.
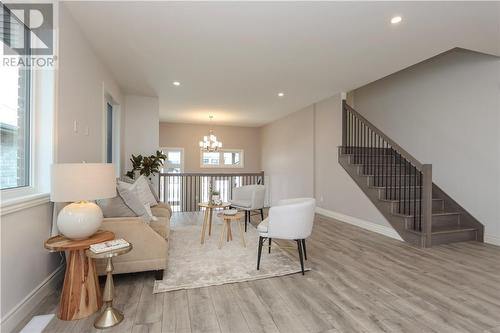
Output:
[341, 101, 433, 246]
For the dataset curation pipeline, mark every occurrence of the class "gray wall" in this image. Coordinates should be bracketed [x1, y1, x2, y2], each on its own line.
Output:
[313, 94, 388, 226]
[260, 96, 387, 227]
[350, 49, 500, 243]
[123, 95, 160, 173]
[57, 3, 123, 164]
[260, 106, 315, 205]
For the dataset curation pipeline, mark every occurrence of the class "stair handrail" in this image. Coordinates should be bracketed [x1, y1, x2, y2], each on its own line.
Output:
[342, 101, 424, 170]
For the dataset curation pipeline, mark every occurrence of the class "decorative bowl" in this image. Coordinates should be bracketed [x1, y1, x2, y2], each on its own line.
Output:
[224, 209, 238, 216]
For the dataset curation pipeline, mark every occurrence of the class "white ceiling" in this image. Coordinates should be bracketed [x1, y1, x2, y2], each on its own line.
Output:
[65, 1, 499, 127]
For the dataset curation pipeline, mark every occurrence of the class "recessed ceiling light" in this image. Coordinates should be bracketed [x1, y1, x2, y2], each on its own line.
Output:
[173, 81, 181, 86]
[391, 16, 402, 24]
[278, 92, 285, 97]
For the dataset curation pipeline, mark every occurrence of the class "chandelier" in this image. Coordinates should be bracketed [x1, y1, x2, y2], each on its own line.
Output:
[199, 115, 222, 152]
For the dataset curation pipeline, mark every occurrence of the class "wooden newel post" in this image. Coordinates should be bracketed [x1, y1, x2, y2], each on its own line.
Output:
[342, 99, 347, 148]
[421, 164, 433, 248]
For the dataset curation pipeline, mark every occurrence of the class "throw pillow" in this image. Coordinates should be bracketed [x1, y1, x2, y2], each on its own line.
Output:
[119, 176, 158, 207]
[117, 183, 152, 222]
[143, 204, 158, 222]
[123, 176, 159, 202]
[147, 181, 160, 202]
[96, 196, 136, 218]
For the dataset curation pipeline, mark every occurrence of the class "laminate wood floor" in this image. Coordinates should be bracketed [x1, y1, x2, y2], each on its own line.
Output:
[17, 212, 500, 333]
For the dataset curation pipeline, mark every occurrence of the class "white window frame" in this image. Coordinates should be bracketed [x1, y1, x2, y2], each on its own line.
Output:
[162, 147, 184, 173]
[200, 149, 244, 169]
[1, 63, 55, 205]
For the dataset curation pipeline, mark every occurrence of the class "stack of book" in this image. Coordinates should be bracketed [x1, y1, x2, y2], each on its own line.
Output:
[90, 239, 130, 254]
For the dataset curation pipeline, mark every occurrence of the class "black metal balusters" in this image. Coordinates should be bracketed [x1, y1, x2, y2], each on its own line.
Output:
[342, 103, 430, 233]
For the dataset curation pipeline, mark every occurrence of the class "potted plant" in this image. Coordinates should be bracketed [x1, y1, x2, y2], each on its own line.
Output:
[211, 189, 220, 202]
[125, 150, 167, 181]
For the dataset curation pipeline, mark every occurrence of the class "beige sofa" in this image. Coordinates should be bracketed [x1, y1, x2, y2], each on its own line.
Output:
[96, 202, 171, 279]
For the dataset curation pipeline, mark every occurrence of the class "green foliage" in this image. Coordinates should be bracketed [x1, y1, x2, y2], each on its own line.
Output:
[126, 150, 167, 180]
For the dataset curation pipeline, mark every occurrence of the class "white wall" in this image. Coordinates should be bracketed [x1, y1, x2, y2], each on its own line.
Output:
[260, 106, 315, 205]
[1, 4, 125, 331]
[57, 3, 123, 163]
[0, 203, 62, 331]
[350, 49, 500, 244]
[123, 95, 160, 174]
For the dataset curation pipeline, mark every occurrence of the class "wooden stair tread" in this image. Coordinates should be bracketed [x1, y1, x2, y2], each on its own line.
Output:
[371, 185, 422, 189]
[392, 211, 460, 218]
[432, 225, 477, 234]
[379, 198, 442, 203]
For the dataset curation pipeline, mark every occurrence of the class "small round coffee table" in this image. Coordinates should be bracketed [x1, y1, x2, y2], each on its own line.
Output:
[198, 202, 231, 244]
[85, 243, 132, 329]
[217, 212, 246, 249]
[44, 230, 114, 321]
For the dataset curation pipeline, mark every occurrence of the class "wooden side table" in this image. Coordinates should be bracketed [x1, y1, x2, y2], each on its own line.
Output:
[44, 230, 114, 320]
[198, 202, 231, 244]
[217, 212, 246, 249]
[86, 244, 132, 329]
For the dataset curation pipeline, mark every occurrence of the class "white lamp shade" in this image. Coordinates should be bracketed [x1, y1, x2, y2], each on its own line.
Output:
[51, 163, 116, 202]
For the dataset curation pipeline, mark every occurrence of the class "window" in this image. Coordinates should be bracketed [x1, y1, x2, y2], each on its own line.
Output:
[103, 95, 121, 176]
[162, 148, 184, 173]
[0, 12, 31, 190]
[200, 149, 244, 168]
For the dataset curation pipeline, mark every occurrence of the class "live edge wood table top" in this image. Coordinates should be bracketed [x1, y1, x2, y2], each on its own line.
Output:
[44, 230, 115, 321]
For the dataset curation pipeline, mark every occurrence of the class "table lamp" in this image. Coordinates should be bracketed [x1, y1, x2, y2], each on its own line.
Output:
[51, 163, 116, 239]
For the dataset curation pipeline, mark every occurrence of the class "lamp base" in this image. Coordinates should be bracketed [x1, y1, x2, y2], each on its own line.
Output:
[57, 202, 103, 239]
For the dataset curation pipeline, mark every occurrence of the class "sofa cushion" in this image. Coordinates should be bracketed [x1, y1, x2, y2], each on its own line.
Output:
[149, 216, 170, 240]
[230, 200, 252, 208]
[151, 202, 172, 219]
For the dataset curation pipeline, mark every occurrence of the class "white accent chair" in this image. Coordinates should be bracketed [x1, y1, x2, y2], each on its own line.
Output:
[229, 184, 266, 232]
[256, 198, 316, 275]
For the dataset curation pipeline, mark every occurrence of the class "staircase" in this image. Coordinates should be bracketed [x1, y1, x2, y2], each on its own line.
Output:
[339, 101, 484, 247]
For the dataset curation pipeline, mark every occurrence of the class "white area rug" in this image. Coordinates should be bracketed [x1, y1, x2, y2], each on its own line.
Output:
[20, 314, 54, 333]
[153, 218, 308, 293]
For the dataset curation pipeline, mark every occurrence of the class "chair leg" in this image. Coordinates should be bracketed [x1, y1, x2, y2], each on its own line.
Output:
[268, 238, 272, 253]
[257, 236, 264, 270]
[260, 208, 264, 221]
[302, 239, 307, 260]
[245, 211, 248, 232]
[296, 240, 305, 275]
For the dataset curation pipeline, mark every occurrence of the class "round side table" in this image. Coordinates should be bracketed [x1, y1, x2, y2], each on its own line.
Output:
[198, 202, 231, 244]
[86, 243, 132, 329]
[44, 230, 114, 321]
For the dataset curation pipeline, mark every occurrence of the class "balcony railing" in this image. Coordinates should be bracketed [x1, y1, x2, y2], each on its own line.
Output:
[159, 172, 264, 212]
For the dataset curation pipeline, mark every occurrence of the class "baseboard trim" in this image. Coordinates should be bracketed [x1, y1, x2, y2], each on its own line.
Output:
[316, 207, 403, 241]
[485, 234, 500, 246]
[1, 265, 64, 333]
